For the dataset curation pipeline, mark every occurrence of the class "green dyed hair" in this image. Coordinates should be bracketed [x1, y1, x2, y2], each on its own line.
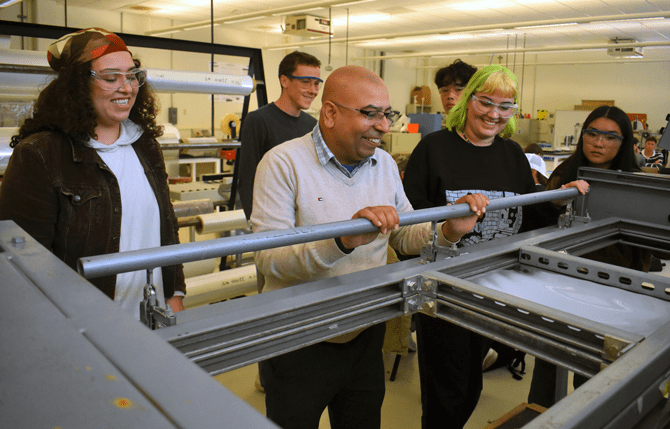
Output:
[446, 65, 519, 139]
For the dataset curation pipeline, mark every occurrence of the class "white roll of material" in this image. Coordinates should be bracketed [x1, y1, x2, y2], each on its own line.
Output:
[195, 209, 249, 234]
[183, 264, 258, 309]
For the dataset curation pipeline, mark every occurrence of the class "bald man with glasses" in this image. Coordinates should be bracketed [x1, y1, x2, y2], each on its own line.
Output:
[251, 65, 476, 429]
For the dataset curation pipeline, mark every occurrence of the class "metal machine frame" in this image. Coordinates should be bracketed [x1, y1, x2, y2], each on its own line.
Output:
[3, 168, 670, 428]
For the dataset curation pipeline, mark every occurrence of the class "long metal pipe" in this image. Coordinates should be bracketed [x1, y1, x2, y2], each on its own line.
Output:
[78, 187, 580, 279]
[160, 142, 241, 150]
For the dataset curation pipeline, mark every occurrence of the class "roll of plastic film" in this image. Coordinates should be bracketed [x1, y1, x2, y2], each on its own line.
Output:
[173, 199, 214, 218]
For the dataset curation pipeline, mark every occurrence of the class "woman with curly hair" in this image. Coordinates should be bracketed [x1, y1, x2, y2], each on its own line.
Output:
[0, 28, 185, 318]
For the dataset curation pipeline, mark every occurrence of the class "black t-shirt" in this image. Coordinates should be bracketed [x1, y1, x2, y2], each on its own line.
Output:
[403, 128, 536, 246]
[238, 102, 317, 219]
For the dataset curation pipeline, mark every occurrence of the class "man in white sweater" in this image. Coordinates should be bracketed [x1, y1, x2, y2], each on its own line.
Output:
[251, 65, 489, 429]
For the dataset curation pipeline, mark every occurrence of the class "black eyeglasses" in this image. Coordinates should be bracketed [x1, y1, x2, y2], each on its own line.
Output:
[332, 102, 401, 126]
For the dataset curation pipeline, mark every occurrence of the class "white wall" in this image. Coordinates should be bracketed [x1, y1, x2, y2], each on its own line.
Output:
[386, 50, 670, 133]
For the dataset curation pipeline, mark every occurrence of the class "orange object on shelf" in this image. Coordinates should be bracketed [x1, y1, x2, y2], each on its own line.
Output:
[169, 177, 192, 184]
[220, 149, 236, 160]
[407, 123, 419, 133]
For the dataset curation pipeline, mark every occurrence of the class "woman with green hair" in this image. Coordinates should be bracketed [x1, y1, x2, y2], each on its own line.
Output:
[403, 65, 536, 428]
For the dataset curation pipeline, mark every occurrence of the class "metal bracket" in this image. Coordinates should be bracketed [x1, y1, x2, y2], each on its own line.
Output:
[558, 199, 591, 229]
[139, 269, 177, 330]
[401, 276, 437, 316]
[603, 336, 634, 364]
[420, 220, 461, 263]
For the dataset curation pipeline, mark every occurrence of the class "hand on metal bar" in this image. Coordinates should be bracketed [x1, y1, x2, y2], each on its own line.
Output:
[79, 188, 580, 280]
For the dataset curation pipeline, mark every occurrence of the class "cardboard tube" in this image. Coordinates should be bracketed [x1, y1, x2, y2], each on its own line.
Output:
[195, 210, 249, 234]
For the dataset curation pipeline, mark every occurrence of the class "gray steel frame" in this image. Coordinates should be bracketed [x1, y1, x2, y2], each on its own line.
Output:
[4, 168, 670, 428]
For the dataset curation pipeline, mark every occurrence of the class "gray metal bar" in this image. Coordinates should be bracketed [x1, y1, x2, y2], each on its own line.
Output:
[526, 320, 670, 429]
[160, 142, 241, 149]
[519, 245, 670, 301]
[78, 187, 579, 279]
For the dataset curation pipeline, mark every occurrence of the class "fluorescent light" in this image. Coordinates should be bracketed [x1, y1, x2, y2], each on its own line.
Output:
[224, 16, 266, 24]
[515, 22, 578, 30]
[272, 7, 324, 16]
[185, 23, 221, 31]
[332, 0, 376, 7]
[266, 45, 300, 51]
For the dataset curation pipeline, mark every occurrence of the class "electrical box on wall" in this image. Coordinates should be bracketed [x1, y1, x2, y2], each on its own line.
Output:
[284, 15, 332, 38]
[168, 107, 178, 125]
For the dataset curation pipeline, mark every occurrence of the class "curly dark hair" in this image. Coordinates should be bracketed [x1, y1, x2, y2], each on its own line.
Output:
[434, 59, 477, 88]
[11, 58, 161, 148]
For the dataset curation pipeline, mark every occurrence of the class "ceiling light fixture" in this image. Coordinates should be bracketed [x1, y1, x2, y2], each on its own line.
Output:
[224, 16, 266, 24]
[515, 22, 578, 30]
[332, 0, 376, 7]
[146, 0, 370, 36]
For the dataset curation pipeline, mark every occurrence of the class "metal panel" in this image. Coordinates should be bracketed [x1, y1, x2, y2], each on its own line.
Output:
[576, 167, 670, 227]
[0, 222, 278, 429]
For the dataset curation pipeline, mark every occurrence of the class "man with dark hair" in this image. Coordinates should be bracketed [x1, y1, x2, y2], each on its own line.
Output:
[434, 59, 477, 114]
[238, 51, 322, 219]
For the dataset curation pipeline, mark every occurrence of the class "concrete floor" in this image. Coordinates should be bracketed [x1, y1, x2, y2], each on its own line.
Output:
[215, 338, 539, 429]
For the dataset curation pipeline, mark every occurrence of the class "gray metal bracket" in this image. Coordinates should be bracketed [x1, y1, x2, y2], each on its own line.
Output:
[558, 199, 591, 229]
[401, 275, 437, 316]
[419, 220, 461, 263]
[139, 269, 177, 330]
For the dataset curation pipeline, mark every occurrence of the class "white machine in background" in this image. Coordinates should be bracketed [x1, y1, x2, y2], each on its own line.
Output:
[553, 110, 591, 149]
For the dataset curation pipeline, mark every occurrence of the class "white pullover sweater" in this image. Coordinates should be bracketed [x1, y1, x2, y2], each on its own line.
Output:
[251, 130, 446, 295]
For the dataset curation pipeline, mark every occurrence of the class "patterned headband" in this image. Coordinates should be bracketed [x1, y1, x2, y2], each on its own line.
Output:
[47, 27, 131, 72]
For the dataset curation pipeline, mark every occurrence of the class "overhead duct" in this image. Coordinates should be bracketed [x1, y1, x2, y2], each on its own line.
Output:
[284, 15, 332, 38]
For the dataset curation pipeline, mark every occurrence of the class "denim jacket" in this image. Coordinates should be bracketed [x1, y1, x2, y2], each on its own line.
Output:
[0, 130, 186, 300]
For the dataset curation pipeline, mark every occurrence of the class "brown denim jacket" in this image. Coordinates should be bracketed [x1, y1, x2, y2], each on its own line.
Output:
[0, 130, 186, 300]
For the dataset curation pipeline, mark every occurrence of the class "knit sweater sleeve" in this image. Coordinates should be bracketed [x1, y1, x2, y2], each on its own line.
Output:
[250, 143, 347, 287]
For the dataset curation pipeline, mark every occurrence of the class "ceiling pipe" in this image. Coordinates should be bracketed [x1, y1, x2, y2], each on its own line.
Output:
[415, 58, 670, 69]
[353, 40, 670, 61]
[264, 11, 670, 50]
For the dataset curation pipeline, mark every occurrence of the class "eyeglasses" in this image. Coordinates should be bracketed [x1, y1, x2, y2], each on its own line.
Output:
[470, 94, 518, 119]
[284, 73, 323, 89]
[583, 128, 624, 145]
[332, 101, 401, 126]
[90, 68, 147, 91]
[438, 85, 465, 95]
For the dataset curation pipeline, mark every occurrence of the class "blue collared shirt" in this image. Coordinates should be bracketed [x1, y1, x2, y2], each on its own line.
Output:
[311, 124, 377, 178]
